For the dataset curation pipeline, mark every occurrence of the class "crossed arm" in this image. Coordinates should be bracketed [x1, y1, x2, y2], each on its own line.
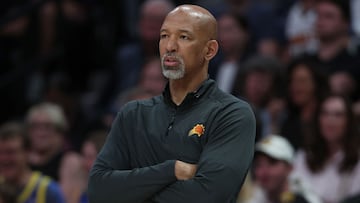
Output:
[88, 105, 255, 203]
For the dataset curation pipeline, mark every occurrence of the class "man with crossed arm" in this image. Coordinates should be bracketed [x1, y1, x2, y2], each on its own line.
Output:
[88, 4, 256, 203]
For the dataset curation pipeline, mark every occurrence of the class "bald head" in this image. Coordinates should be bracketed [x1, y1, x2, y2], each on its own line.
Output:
[166, 5, 218, 40]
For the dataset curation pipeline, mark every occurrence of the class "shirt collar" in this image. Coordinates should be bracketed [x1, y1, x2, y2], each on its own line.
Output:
[162, 77, 215, 107]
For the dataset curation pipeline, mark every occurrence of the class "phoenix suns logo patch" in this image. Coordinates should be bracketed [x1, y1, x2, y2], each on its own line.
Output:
[188, 124, 205, 137]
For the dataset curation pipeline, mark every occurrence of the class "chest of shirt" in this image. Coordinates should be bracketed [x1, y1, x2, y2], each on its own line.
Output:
[125, 102, 218, 168]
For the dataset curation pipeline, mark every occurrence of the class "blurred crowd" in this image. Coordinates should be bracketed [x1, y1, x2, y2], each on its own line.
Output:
[1, 0, 360, 203]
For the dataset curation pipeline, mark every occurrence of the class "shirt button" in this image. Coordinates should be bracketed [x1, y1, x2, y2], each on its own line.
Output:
[168, 125, 172, 130]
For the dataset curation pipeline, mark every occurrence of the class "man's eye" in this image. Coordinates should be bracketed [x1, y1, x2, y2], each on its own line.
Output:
[160, 34, 168, 39]
[180, 35, 189, 40]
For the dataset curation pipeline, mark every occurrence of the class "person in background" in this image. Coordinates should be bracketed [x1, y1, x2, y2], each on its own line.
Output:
[138, 57, 167, 96]
[329, 71, 358, 101]
[309, 0, 360, 84]
[60, 130, 107, 203]
[212, 12, 251, 94]
[293, 94, 360, 203]
[114, 0, 174, 93]
[26, 102, 69, 181]
[88, 4, 256, 203]
[285, 0, 317, 56]
[0, 122, 65, 203]
[281, 58, 329, 150]
[234, 56, 285, 140]
[249, 135, 321, 203]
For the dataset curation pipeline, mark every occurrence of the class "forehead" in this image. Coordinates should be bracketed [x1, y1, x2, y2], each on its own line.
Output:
[161, 11, 202, 32]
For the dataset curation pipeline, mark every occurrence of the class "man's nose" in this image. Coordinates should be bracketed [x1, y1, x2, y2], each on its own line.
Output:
[166, 37, 178, 52]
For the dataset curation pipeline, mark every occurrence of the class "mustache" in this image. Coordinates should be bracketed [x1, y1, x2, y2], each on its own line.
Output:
[161, 53, 182, 61]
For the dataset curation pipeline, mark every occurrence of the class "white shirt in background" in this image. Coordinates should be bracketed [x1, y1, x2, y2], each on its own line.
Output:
[285, 2, 317, 56]
[216, 61, 238, 93]
[293, 150, 360, 203]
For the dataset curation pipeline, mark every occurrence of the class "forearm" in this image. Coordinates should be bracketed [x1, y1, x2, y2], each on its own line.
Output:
[88, 159, 177, 203]
[152, 161, 249, 203]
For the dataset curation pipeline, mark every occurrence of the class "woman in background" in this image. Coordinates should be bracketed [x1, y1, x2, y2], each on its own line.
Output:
[293, 94, 360, 203]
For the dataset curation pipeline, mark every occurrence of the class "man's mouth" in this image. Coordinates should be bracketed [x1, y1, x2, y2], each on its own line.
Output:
[163, 56, 180, 67]
[164, 57, 180, 67]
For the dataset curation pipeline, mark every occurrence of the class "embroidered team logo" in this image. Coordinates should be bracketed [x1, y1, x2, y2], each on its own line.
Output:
[188, 124, 205, 137]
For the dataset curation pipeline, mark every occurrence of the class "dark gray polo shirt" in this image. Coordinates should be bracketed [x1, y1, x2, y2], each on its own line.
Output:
[88, 79, 256, 203]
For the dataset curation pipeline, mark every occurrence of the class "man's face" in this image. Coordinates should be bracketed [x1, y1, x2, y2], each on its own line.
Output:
[218, 15, 247, 55]
[0, 138, 27, 183]
[316, 2, 348, 41]
[27, 112, 61, 151]
[140, 3, 171, 42]
[159, 10, 209, 80]
[254, 154, 292, 193]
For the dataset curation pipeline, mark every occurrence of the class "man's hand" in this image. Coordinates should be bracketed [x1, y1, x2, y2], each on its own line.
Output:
[175, 160, 197, 180]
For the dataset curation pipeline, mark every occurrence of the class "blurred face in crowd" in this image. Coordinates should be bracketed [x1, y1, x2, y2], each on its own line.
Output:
[140, 0, 173, 42]
[139, 58, 166, 95]
[218, 14, 248, 57]
[244, 71, 273, 107]
[330, 72, 356, 97]
[315, 2, 348, 41]
[254, 153, 292, 194]
[159, 5, 218, 80]
[82, 141, 97, 173]
[289, 64, 315, 107]
[0, 137, 27, 183]
[319, 96, 347, 144]
[27, 111, 62, 152]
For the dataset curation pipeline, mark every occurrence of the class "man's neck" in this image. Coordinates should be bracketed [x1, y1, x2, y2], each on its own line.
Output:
[169, 73, 207, 106]
[319, 35, 349, 61]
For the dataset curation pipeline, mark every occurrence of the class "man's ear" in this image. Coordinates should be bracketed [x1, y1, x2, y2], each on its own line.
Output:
[204, 40, 219, 61]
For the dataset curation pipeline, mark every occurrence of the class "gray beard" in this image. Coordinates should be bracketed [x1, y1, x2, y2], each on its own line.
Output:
[161, 55, 185, 80]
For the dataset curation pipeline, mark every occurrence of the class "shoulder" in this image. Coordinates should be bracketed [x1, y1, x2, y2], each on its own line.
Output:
[210, 88, 254, 117]
[118, 96, 162, 115]
[45, 178, 66, 203]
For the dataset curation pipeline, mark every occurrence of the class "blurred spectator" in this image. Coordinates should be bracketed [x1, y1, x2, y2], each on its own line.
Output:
[281, 58, 329, 150]
[308, 0, 360, 83]
[60, 130, 107, 203]
[248, 135, 321, 203]
[285, 0, 317, 56]
[26, 102, 69, 181]
[329, 71, 358, 101]
[257, 38, 284, 61]
[293, 94, 360, 203]
[211, 12, 251, 93]
[0, 122, 65, 203]
[234, 56, 285, 140]
[138, 57, 167, 95]
[222, 0, 293, 46]
[114, 0, 174, 93]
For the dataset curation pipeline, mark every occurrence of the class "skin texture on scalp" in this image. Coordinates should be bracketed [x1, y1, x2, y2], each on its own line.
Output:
[166, 5, 218, 40]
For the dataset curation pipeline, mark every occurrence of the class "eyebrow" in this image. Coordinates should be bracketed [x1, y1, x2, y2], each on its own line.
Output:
[160, 28, 193, 35]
